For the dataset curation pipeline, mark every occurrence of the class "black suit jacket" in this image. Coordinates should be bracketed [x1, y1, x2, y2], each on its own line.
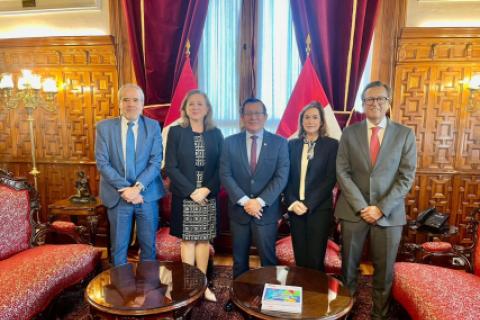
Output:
[165, 125, 224, 198]
[285, 136, 338, 212]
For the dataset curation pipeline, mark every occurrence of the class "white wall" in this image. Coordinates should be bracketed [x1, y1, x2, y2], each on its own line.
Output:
[0, 0, 109, 39]
[407, 0, 480, 27]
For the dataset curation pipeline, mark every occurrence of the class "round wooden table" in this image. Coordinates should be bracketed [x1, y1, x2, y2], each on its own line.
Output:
[85, 261, 206, 319]
[232, 266, 353, 319]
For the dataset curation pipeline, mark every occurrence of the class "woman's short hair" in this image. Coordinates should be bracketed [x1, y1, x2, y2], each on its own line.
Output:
[297, 101, 327, 138]
[180, 89, 215, 130]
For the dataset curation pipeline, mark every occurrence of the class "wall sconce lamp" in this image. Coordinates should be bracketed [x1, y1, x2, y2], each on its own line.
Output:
[467, 74, 480, 113]
[0, 69, 58, 189]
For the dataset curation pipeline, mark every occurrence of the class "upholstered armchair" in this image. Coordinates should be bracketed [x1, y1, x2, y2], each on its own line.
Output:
[0, 169, 101, 320]
[392, 208, 480, 320]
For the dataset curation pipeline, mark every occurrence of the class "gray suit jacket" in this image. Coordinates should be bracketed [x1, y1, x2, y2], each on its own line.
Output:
[334, 119, 417, 226]
[95, 116, 165, 208]
[220, 130, 289, 225]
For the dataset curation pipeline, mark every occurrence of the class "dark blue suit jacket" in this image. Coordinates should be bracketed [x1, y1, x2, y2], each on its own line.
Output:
[220, 130, 289, 225]
[165, 125, 223, 198]
[95, 115, 165, 208]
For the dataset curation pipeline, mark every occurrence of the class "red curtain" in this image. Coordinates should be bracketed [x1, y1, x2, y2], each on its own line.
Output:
[290, 0, 380, 124]
[122, 0, 208, 106]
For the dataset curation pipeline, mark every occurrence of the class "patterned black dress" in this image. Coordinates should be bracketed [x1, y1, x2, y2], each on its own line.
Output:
[180, 133, 216, 241]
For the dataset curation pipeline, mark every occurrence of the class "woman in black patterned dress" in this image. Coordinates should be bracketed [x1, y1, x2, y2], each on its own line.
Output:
[165, 90, 223, 302]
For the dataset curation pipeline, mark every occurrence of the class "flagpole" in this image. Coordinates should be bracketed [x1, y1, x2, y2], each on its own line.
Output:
[345, 108, 355, 127]
[306, 34, 311, 56]
[185, 39, 191, 57]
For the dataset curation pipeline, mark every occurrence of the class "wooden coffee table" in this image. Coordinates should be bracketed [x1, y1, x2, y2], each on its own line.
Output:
[85, 261, 206, 319]
[232, 266, 353, 319]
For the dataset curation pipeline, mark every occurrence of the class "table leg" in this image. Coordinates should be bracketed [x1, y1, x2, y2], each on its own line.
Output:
[86, 215, 99, 245]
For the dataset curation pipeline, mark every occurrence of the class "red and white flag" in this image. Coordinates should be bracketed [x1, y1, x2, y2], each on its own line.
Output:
[276, 56, 341, 140]
[162, 55, 198, 147]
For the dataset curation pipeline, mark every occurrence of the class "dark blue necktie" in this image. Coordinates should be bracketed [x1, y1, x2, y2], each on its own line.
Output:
[126, 121, 136, 184]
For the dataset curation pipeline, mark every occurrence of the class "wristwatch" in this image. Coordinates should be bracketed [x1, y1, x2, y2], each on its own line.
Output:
[134, 181, 144, 191]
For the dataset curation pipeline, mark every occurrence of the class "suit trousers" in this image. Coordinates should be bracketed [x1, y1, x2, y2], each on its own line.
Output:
[230, 219, 278, 279]
[290, 208, 332, 271]
[341, 219, 402, 320]
[108, 199, 159, 266]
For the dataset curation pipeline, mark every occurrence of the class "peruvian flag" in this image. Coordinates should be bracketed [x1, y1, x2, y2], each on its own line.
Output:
[276, 56, 341, 140]
[162, 55, 198, 147]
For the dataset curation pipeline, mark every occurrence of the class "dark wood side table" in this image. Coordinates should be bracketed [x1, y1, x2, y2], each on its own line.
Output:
[48, 197, 105, 245]
[86, 261, 206, 319]
[232, 266, 353, 319]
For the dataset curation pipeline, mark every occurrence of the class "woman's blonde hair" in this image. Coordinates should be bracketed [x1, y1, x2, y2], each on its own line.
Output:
[180, 89, 215, 130]
[297, 101, 327, 138]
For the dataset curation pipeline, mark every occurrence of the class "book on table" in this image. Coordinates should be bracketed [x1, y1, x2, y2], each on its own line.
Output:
[261, 283, 302, 314]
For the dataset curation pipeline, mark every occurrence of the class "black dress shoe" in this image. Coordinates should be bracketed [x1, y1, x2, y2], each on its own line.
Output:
[224, 299, 234, 312]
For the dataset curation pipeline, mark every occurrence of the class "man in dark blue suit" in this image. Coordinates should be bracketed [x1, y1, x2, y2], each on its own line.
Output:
[220, 98, 289, 278]
[95, 84, 165, 266]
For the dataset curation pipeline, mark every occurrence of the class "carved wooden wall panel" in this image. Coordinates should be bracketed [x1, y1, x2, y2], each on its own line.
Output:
[0, 37, 118, 220]
[394, 28, 480, 245]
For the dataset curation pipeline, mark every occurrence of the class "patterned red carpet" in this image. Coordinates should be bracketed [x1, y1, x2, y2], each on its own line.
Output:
[59, 266, 409, 319]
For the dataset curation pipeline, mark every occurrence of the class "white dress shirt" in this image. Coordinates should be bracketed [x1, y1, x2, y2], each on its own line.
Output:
[238, 129, 265, 207]
[367, 117, 387, 146]
[246, 129, 263, 165]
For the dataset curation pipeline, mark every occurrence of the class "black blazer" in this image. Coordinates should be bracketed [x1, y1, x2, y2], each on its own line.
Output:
[285, 136, 338, 212]
[165, 125, 224, 198]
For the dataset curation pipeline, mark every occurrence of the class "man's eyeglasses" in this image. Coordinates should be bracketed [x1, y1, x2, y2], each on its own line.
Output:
[362, 97, 390, 106]
[243, 111, 265, 117]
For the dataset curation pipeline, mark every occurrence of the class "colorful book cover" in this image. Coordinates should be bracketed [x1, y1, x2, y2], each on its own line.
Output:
[261, 283, 302, 313]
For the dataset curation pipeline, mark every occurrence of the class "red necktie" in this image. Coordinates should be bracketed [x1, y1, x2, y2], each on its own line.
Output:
[370, 126, 381, 165]
[250, 135, 258, 172]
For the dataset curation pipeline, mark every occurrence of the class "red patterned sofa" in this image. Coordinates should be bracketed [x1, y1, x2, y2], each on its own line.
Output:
[393, 209, 480, 320]
[0, 170, 101, 320]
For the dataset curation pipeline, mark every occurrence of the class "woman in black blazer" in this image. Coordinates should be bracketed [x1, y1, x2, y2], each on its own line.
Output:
[285, 101, 338, 271]
[165, 90, 223, 301]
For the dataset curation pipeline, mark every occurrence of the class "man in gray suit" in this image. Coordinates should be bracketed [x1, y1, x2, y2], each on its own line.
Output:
[335, 81, 416, 319]
[220, 98, 289, 279]
[95, 84, 165, 266]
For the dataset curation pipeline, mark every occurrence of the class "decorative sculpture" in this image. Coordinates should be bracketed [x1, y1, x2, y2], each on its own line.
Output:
[69, 171, 95, 203]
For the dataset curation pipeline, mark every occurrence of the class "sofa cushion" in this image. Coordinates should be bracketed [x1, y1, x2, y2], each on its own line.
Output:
[155, 227, 214, 262]
[275, 235, 342, 274]
[0, 185, 31, 260]
[393, 262, 480, 320]
[420, 241, 452, 253]
[0, 244, 101, 320]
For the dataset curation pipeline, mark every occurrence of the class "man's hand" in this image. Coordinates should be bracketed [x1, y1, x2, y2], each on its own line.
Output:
[130, 194, 144, 204]
[360, 206, 383, 224]
[119, 186, 142, 203]
[292, 201, 308, 216]
[244, 198, 263, 219]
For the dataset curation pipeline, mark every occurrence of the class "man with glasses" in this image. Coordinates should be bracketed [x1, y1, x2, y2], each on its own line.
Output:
[335, 81, 417, 319]
[220, 98, 289, 279]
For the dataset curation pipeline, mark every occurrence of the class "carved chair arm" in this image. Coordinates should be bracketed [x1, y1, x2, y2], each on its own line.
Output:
[32, 221, 90, 245]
